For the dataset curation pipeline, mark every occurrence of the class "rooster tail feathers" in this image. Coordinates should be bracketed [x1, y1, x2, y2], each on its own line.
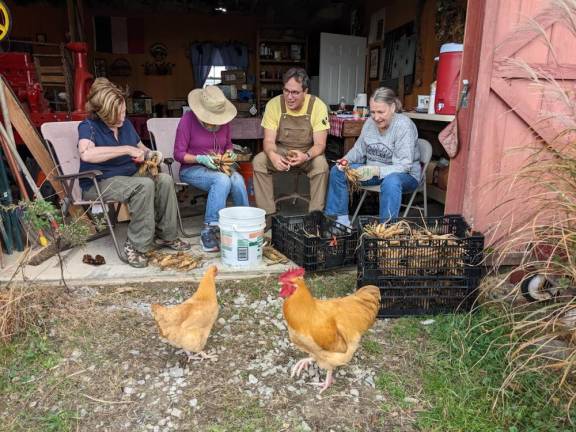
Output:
[355, 285, 381, 321]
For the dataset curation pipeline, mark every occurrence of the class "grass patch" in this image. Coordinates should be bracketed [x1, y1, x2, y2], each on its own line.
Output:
[362, 338, 383, 356]
[0, 331, 60, 395]
[207, 400, 283, 432]
[376, 371, 407, 403]
[414, 311, 576, 431]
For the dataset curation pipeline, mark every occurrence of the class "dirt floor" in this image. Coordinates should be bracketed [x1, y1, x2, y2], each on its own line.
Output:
[0, 271, 429, 432]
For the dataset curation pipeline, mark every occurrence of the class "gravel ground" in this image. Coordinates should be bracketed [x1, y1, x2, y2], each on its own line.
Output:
[1, 274, 425, 431]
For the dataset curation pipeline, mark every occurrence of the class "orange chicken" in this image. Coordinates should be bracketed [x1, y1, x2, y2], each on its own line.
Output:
[279, 267, 381, 393]
[151, 265, 219, 361]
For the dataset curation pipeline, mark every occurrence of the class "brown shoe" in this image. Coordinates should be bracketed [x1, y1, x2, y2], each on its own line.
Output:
[124, 241, 148, 268]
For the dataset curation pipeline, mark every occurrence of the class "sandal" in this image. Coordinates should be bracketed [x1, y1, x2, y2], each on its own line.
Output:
[124, 241, 149, 268]
[154, 238, 191, 251]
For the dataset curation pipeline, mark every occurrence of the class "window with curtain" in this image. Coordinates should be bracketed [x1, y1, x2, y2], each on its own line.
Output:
[204, 66, 228, 87]
[190, 42, 248, 88]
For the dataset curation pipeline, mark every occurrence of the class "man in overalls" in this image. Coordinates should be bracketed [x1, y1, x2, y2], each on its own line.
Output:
[253, 68, 330, 228]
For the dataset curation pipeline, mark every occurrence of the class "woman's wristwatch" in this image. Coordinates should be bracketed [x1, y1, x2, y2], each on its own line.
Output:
[305, 151, 312, 160]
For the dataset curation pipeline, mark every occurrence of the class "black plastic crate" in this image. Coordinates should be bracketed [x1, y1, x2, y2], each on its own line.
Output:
[356, 215, 484, 317]
[272, 211, 357, 271]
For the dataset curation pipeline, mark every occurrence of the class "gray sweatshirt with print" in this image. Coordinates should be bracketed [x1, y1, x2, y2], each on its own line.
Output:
[344, 114, 421, 181]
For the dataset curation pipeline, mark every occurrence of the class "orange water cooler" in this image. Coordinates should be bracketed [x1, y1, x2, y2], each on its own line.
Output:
[237, 161, 256, 205]
[434, 43, 463, 115]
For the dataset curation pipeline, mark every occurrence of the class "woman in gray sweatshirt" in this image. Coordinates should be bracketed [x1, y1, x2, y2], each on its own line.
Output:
[325, 87, 420, 225]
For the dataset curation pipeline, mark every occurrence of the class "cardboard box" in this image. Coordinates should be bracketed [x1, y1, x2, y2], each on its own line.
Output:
[221, 69, 246, 84]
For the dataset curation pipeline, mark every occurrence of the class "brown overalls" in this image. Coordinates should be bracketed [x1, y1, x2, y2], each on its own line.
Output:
[252, 95, 329, 215]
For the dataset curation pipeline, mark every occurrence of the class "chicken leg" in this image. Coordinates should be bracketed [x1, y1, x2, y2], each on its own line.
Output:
[291, 357, 315, 378]
[185, 350, 218, 362]
[309, 370, 335, 394]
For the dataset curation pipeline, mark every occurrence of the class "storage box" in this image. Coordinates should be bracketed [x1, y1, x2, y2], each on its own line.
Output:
[356, 215, 484, 317]
[272, 211, 357, 272]
[221, 69, 246, 84]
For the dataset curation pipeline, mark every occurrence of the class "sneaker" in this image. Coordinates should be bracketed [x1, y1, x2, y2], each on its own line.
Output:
[154, 238, 191, 251]
[200, 226, 220, 252]
[124, 241, 148, 268]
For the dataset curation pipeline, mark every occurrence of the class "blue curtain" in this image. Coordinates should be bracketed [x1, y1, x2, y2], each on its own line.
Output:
[190, 43, 217, 88]
[218, 43, 248, 70]
[190, 42, 248, 87]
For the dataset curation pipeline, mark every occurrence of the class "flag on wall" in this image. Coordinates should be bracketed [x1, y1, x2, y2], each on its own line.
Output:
[94, 16, 145, 54]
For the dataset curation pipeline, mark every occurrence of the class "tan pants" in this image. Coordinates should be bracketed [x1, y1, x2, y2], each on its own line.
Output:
[252, 152, 329, 215]
[83, 173, 179, 252]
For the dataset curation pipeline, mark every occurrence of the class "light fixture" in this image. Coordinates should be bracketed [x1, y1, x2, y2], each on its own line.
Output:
[214, 1, 227, 13]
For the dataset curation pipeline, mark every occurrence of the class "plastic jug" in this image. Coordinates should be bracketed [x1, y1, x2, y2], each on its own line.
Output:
[353, 93, 368, 118]
[435, 43, 463, 115]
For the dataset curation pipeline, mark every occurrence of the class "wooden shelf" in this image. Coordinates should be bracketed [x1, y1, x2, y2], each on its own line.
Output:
[256, 30, 308, 113]
[260, 38, 305, 44]
[259, 59, 306, 64]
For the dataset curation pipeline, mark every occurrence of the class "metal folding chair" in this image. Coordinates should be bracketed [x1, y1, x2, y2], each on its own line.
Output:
[350, 138, 433, 224]
[146, 117, 203, 237]
[40, 121, 127, 262]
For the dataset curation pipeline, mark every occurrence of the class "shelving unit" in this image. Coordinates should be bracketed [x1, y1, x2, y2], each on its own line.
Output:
[256, 29, 308, 113]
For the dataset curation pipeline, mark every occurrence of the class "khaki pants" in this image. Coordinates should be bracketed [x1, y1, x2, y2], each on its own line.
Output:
[252, 152, 329, 215]
[83, 173, 179, 252]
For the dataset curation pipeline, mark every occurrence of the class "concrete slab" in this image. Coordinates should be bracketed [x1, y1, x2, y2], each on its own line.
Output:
[0, 213, 293, 285]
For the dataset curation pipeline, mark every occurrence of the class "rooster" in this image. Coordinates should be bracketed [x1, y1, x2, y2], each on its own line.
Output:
[279, 267, 381, 393]
[151, 265, 219, 361]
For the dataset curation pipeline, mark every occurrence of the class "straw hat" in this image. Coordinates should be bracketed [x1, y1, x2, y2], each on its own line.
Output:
[187, 86, 237, 125]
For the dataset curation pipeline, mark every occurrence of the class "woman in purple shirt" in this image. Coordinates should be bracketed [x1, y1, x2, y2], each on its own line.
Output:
[174, 86, 249, 252]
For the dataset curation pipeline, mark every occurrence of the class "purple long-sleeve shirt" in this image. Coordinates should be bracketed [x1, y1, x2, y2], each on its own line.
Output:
[173, 111, 233, 170]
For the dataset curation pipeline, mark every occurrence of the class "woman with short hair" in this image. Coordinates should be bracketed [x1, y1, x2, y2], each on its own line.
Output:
[78, 78, 189, 268]
[325, 87, 420, 225]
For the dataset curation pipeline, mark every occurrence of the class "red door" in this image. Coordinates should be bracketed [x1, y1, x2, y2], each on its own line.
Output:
[446, 0, 576, 244]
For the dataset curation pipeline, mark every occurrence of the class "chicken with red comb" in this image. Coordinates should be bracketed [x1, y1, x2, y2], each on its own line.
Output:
[278, 267, 380, 393]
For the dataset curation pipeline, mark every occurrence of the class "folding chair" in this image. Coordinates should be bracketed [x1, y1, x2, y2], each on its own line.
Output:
[40, 121, 127, 262]
[350, 138, 433, 224]
[146, 117, 205, 237]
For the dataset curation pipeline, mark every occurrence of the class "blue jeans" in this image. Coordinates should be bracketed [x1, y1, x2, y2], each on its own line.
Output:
[325, 164, 419, 222]
[180, 165, 249, 224]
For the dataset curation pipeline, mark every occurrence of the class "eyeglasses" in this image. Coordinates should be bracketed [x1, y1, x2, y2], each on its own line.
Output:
[282, 88, 302, 97]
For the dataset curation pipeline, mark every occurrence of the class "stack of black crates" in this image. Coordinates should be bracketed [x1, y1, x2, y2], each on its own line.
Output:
[357, 215, 485, 317]
[271, 211, 357, 272]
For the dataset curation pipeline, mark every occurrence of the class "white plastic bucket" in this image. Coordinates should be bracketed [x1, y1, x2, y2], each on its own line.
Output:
[218, 207, 266, 267]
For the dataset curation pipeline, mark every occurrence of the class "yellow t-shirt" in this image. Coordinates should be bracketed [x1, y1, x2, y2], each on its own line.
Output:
[261, 94, 330, 132]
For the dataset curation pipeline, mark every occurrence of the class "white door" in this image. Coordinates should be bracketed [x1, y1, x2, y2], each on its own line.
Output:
[319, 33, 367, 107]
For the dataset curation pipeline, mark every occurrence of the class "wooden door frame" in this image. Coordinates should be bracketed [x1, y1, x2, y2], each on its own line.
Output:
[444, 0, 489, 214]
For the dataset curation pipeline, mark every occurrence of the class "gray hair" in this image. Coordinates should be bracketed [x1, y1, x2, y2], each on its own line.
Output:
[282, 67, 310, 91]
[371, 87, 403, 113]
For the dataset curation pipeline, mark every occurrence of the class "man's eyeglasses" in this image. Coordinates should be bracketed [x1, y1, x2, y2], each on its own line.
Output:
[283, 88, 302, 97]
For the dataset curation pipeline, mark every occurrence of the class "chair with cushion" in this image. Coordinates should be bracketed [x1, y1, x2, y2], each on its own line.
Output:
[146, 117, 204, 237]
[350, 138, 433, 224]
[41, 120, 127, 261]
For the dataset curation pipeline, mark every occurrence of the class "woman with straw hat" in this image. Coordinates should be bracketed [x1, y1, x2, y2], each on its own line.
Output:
[174, 85, 249, 252]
